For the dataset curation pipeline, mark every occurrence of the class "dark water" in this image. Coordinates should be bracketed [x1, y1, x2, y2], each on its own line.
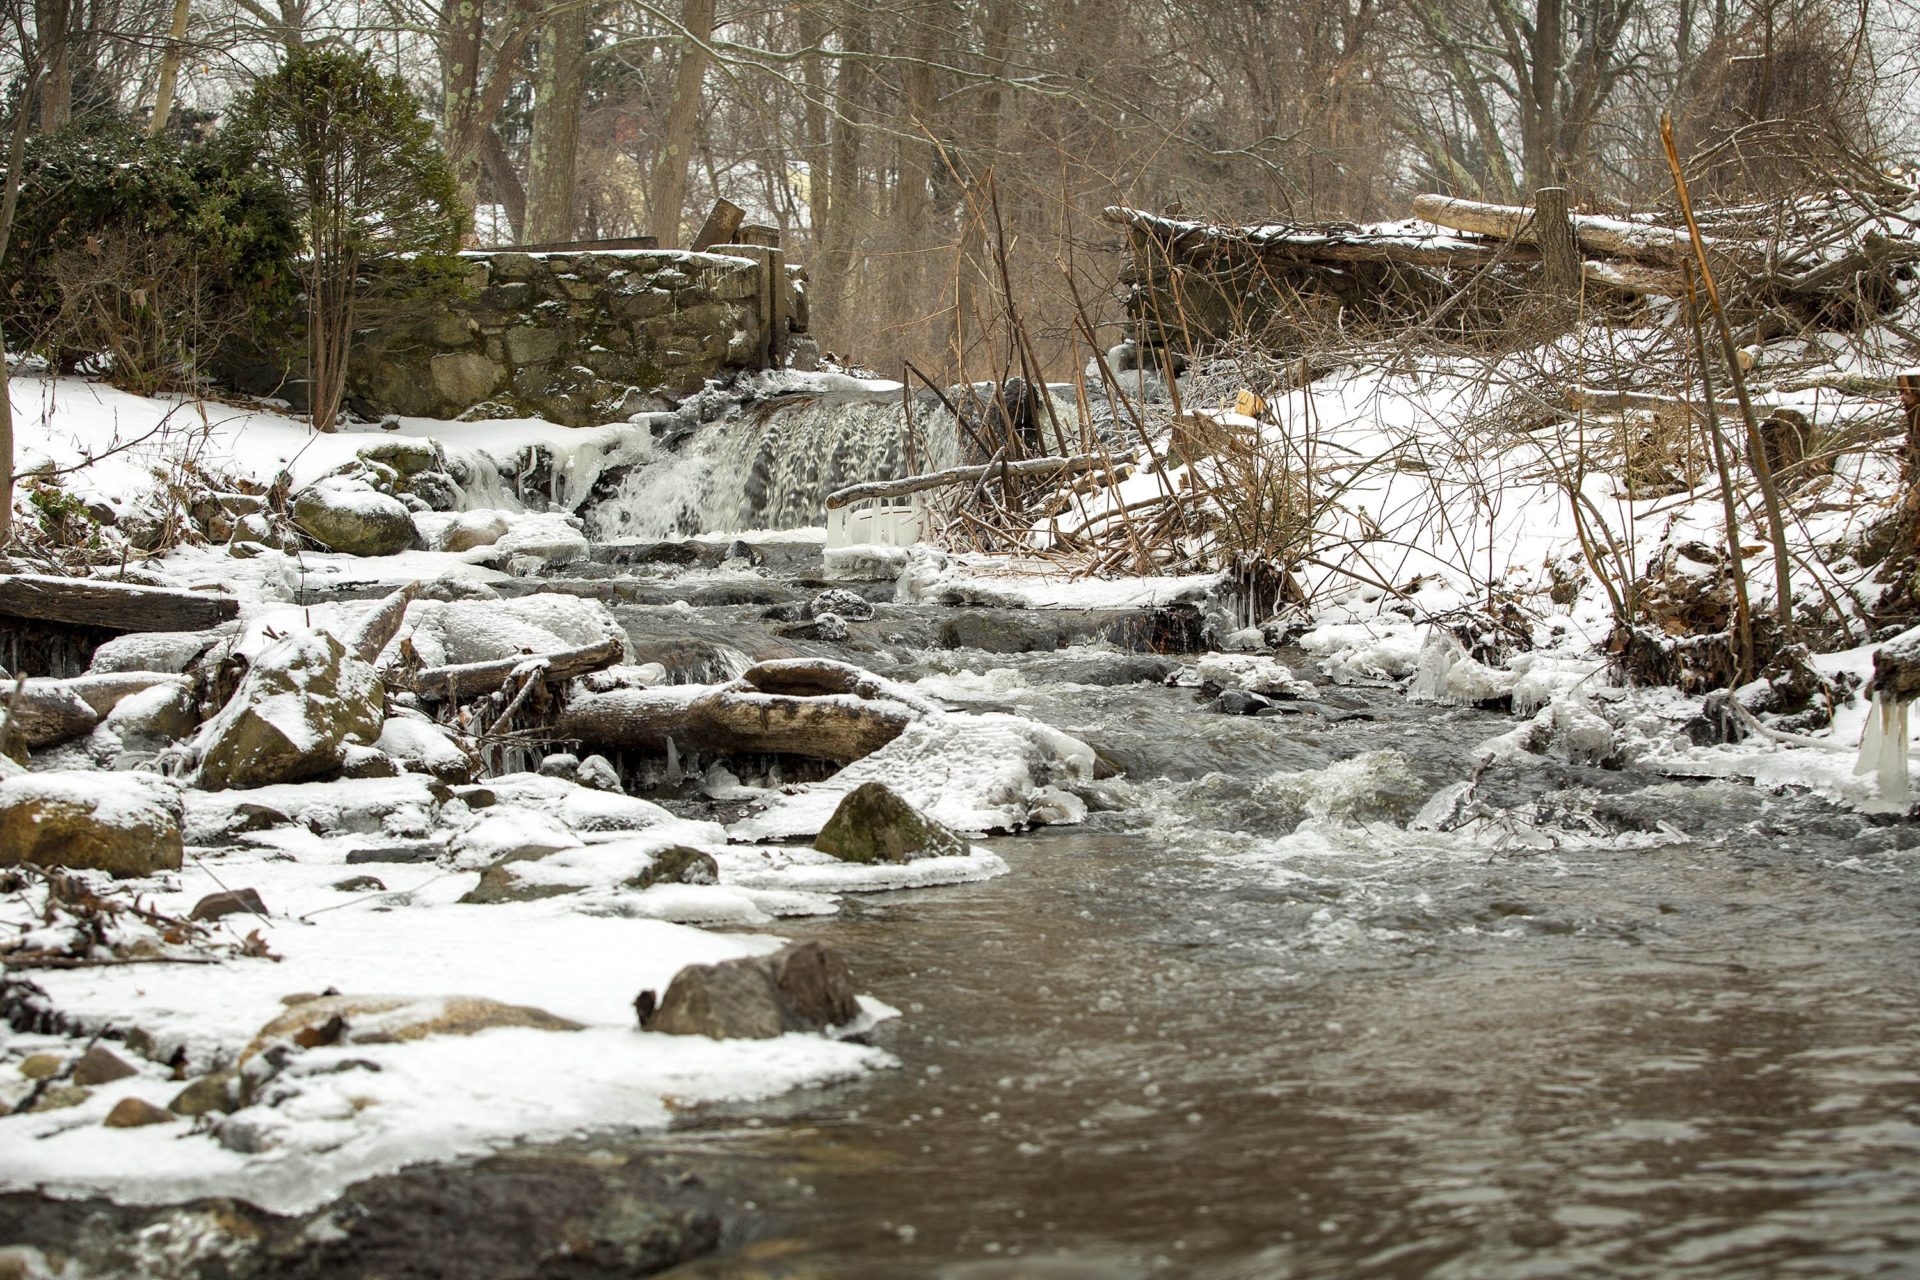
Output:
[638, 651, 1920, 1279]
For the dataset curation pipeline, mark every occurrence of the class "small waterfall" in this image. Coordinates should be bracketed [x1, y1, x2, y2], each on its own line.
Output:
[585, 390, 962, 539]
[1853, 690, 1911, 804]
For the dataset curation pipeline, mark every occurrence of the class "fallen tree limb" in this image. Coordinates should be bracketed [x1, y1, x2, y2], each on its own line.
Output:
[0, 574, 239, 632]
[826, 453, 1129, 510]
[404, 637, 623, 702]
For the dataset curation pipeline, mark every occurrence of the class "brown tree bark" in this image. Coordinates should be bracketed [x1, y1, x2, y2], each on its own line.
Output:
[525, 0, 592, 243]
[146, 0, 192, 137]
[34, 0, 72, 132]
[648, 0, 716, 246]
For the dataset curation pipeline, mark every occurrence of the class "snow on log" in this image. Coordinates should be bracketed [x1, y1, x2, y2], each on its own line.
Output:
[0, 574, 240, 633]
[1408, 194, 1769, 270]
[1101, 205, 1534, 268]
[404, 637, 625, 702]
[555, 658, 928, 763]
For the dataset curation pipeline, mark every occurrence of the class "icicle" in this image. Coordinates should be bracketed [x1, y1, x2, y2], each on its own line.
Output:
[1854, 692, 1884, 775]
[1856, 690, 1912, 803]
[664, 735, 682, 785]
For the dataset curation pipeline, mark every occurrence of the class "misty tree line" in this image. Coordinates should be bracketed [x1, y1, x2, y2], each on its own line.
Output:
[3, 0, 1917, 374]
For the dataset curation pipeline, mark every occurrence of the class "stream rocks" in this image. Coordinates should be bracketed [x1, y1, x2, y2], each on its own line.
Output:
[191, 630, 384, 791]
[814, 782, 968, 863]
[291, 474, 419, 557]
[0, 770, 185, 876]
[642, 942, 858, 1039]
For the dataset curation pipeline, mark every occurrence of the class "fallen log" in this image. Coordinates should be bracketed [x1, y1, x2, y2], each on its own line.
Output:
[554, 684, 914, 763]
[1100, 206, 1536, 268]
[1410, 194, 1751, 269]
[0, 574, 240, 633]
[826, 453, 1130, 511]
[404, 637, 624, 702]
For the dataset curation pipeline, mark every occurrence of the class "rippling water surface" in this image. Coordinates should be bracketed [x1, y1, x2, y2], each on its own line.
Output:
[641, 649, 1920, 1278]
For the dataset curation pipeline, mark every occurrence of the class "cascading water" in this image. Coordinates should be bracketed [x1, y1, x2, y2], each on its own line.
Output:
[586, 390, 963, 539]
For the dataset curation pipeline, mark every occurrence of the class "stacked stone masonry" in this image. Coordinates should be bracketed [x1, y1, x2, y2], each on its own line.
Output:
[348, 245, 806, 427]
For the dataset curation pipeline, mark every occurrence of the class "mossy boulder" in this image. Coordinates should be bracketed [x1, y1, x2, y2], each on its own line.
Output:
[291, 475, 418, 557]
[813, 782, 968, 864]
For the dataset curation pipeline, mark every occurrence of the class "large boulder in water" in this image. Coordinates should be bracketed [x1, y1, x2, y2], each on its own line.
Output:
[642, 942, 858, 1039]
[192, 630, 384, 791]
[291, 474, 418, 557]
[0, 770, 184, 877]
[813, 782, 968, 863]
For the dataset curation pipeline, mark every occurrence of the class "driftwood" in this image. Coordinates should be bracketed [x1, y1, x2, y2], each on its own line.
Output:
[555, 659, 924, 763]
[0, 574, 239, 633]
[827, 453, 1128, 510]
[404, 637, 624, 702]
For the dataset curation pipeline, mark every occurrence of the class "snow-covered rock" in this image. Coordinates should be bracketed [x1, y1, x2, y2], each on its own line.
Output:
[0, 770, 184, 877]
[291, 474, 418, 557]
[191, 629, 384, 791]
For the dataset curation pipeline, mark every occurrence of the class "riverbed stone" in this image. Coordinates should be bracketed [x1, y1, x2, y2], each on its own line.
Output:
[627, 845, 719, 890]
[18, 1053, 61, 1080]
[0, 770, 185, 877]
[814, 783, 968, 864]
[189, 887, 268, 922]
[71, 1045, 138, 1087]
[103, 1097, 174, 1128]
[643, 942, 859, 1040]
[26, 1085, 90, 1112]
[169, 1070, 240, 1117]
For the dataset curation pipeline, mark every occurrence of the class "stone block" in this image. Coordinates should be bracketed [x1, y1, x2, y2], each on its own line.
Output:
[612, 288, 674, 320]
[492, 253, 537, 280]
[430, 352, 503, 408]
[481, 282, 532, 309]
[503, 325, 563, 365]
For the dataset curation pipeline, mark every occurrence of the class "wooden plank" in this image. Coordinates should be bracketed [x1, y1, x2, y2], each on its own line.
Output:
[0, 574, 240, 633]
[690, 200, 746, 253]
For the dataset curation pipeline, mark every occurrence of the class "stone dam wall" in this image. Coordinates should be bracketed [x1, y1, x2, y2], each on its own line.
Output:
[235, 245, 808, 428]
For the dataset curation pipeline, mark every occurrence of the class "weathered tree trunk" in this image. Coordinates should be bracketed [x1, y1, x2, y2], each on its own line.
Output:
[146, 0, 193, 137]
[525, 0, 592, 244]
[441, 0, 540, 220]
[648, 0, 715, 246]
[1533, 186, 1580, 300]
[34, 0, 73, 132]
[481, 125, 527, 241]
[813, 11, 871, 337]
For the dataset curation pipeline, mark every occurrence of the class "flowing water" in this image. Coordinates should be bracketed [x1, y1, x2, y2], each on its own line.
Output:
[571, 636, 1920, 1279]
